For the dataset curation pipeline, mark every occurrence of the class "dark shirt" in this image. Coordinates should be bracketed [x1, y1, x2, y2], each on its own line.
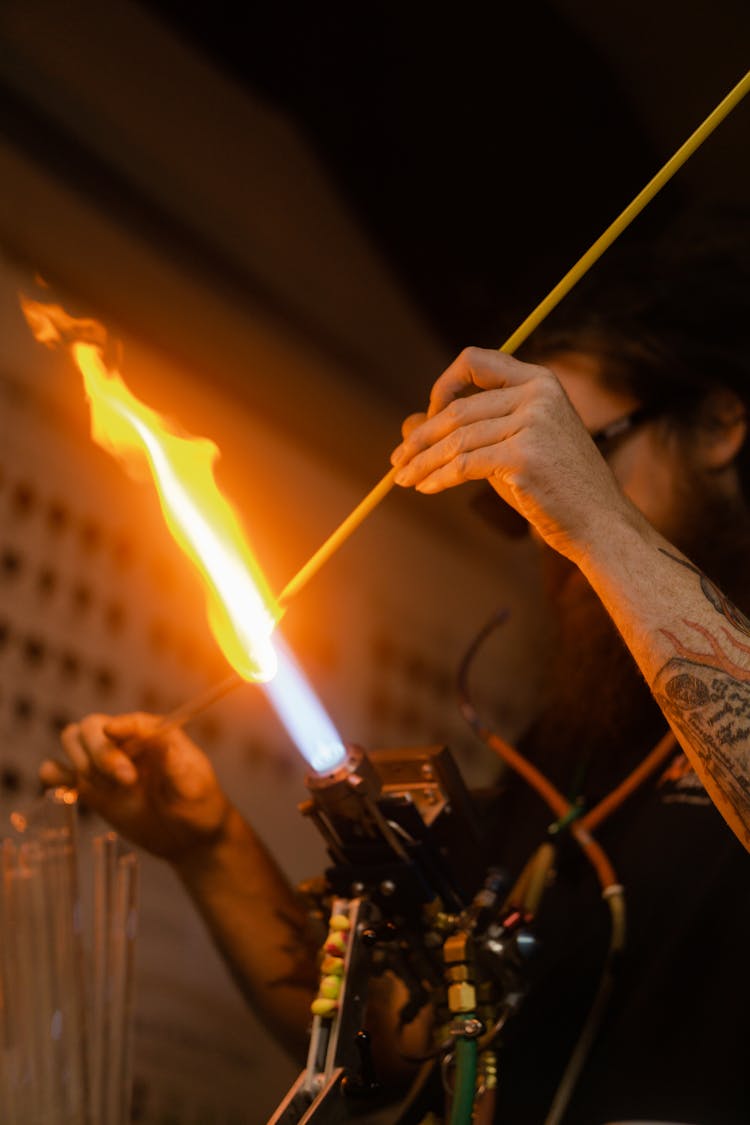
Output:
[481, 744, 750, 1125]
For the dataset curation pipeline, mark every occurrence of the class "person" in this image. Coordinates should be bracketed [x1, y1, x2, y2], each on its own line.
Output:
[41, 235, 750, 1123]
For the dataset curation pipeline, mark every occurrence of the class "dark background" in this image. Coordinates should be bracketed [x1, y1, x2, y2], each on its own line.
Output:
[141, 1, 749, 359]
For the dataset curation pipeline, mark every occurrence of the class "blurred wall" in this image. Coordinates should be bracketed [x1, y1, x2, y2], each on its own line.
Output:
[0, 3, 545, 1120]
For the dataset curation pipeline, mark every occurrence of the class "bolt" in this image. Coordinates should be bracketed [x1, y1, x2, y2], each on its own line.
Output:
[451, 1017, 484, 1039]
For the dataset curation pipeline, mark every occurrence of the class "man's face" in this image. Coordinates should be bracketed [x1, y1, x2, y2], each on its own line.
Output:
[545, 350, 688, 540]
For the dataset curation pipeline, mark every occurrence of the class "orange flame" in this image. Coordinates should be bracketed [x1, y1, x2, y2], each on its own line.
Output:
[21, 299, 279, 682]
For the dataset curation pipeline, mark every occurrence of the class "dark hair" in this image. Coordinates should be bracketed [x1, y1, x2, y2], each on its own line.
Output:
[520, 219, 750, 494]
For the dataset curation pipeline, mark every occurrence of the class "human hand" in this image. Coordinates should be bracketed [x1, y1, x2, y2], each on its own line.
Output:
[40, 712, 231, 862]
[390, 347, 632, 560]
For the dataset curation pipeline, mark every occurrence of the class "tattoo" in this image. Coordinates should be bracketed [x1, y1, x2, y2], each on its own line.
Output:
[655, 549, 750, 843]
[654, 661, 750, 847]
[659, 619, 750, 683]
[659, 548, 750, 635]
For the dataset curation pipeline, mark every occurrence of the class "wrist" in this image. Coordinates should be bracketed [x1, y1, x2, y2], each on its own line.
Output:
[567, 493, 657, 577]
[172, 802, 249, 881]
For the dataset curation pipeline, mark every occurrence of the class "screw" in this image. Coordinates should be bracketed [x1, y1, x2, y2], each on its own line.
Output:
[452, 1017, 483, 1039]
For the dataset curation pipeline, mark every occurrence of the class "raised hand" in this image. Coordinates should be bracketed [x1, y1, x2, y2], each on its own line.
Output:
[391, 347, 629, 560]
[40, 712, 231, 861]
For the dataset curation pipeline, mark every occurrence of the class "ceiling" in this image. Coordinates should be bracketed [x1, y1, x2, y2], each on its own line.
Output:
[140, 1, 750, 353]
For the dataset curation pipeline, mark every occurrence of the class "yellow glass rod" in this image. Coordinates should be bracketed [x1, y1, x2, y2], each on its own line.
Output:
[279, 69, 750, 609]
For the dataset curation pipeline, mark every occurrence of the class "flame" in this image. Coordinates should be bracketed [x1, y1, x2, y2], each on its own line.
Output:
[22, 297, 349, 771]
[264, 638, 347, 773]
[22, 298, 278, 682]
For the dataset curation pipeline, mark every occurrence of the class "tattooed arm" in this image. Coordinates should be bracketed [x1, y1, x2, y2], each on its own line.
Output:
[391, 347, 750, 850]
[651, 553, 750, 842]
[578, 532, 750, 851]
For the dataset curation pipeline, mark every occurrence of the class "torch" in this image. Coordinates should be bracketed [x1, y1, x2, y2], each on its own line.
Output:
[20, 66, 750, 1124]
[21, 298, 527, 1124]
[23, 64, 750, 744]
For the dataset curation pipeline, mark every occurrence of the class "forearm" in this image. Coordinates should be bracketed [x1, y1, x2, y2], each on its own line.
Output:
[174, 805, 317, 1059]
[388, 345, 750, 847]
[575, 500, 750, 849]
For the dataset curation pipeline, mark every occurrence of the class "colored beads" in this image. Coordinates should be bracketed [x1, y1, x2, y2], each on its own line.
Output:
[311, 911, 351, 1018]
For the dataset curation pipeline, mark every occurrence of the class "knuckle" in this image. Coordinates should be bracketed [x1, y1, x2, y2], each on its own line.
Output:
[460, 345, 483, 369]
[445, 428, 466, 457]
[80, 713, 114, 754]
[81, 711, 108, 732]
[454, 451, 469, 477]
[132, 710, 159, 727]
[537, 366, 564, 397]
[525, 387, 559, 426]
[443, 399, 465, 427]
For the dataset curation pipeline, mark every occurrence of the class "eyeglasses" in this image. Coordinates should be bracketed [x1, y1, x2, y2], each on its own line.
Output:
[473, 400, 669, 537]
[589, 402, 665, 456]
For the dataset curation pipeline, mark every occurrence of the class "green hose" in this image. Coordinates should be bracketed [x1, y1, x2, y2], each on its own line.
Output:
[449, 1029, 478, 1125]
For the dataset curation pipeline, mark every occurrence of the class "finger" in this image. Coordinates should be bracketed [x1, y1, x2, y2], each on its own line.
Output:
[392, 389, 519, 469]
[103, 711, 173, 777]
[391, 413, 427, 467]
[427, 348, 541, 418]
[402, 412, 426, 439]
[394, 416, 518, 489]
[60, 722, 95, 776]
[39, 757, 76, 788]
[414, 436, 519, 495]
[103, 711, 164, 745]
[106, 713, 209, 793]
[77, 713, 139, 785]
[401, 408, 521, 494]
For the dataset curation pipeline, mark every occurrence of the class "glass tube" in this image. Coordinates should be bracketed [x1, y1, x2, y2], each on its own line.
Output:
[1, 789, 138, 1124]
